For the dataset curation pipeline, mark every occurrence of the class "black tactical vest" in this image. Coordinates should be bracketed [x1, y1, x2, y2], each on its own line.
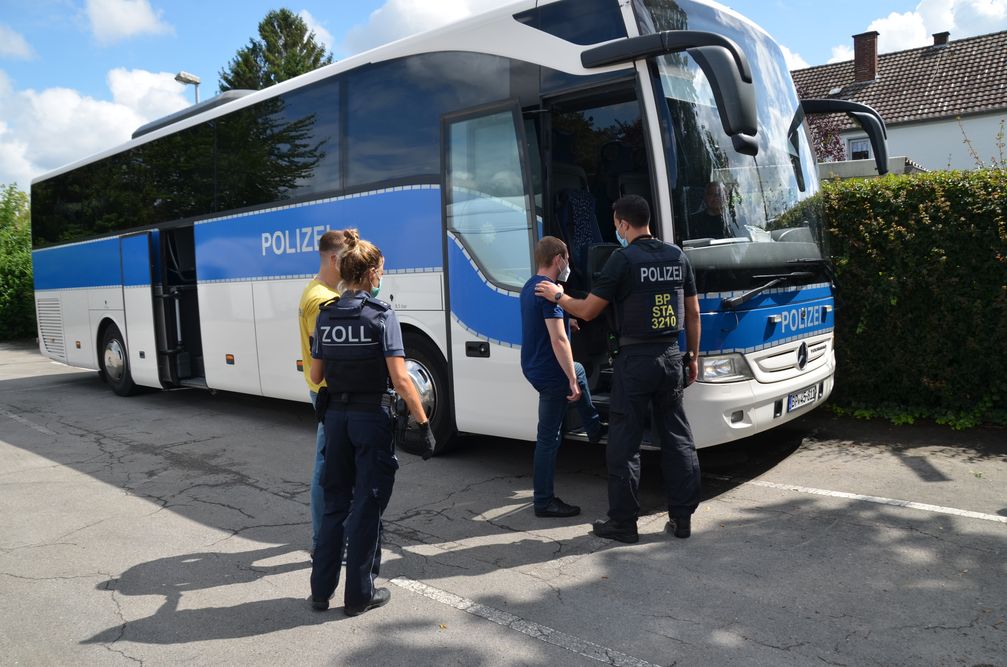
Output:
[316, 294, 390, 395]
[616, 238, 687, 342]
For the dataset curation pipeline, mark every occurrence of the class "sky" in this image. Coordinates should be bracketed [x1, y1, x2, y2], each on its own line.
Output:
[2, 0, 1006, 191]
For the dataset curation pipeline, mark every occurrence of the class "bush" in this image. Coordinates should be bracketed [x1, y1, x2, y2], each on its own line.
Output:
[823, 169, 1007, 428]
[0, 184, 35, 340]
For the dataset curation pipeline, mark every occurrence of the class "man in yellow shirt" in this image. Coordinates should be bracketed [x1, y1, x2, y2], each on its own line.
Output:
[298, 229, 345, 555]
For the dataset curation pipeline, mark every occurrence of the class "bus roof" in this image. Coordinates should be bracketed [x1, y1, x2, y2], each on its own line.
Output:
[32, 0, 767, 186]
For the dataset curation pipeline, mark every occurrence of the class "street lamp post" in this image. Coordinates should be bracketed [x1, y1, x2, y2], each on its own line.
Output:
[174, 71, 201, 104]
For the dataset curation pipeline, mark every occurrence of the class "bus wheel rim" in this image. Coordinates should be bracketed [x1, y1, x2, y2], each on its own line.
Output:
[104, 339, 125, 383]
[405, 358, 436, 427]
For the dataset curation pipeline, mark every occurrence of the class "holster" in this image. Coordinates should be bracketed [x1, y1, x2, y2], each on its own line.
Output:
[393, 396, 408, 447]
[314, 386, 330, 422]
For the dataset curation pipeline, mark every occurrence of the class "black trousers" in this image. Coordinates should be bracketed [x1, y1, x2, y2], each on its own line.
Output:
[310, 405, 397, 608]
[606, 344, 701, 523]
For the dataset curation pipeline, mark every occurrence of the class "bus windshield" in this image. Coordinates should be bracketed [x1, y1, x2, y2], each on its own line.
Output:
[638, 0, 825, 288]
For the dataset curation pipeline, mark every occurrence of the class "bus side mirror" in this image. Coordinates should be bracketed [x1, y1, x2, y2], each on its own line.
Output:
[688, 45, 758, 155]
[801, 99, 889, 175]
[582, 30, 759, 156]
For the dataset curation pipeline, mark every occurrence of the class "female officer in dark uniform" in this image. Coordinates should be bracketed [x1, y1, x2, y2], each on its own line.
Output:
[308, 228, 436, 616]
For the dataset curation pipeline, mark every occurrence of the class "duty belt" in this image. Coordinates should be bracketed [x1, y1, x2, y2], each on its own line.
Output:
[618, 335, 679, 348]
[329, 392, 390, 408]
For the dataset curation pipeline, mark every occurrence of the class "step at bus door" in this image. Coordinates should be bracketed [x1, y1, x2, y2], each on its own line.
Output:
[443, 102, 539, 440]
[119, 231, 163, 388]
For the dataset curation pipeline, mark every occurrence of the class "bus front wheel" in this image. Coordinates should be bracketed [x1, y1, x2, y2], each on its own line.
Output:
[399, 332, 455, 457]
[99, 324, 138, 396]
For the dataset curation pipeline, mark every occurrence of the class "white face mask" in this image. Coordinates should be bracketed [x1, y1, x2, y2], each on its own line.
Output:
[558, 258, 571, 283]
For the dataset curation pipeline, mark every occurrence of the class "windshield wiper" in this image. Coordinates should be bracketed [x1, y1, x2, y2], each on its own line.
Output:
[787, 257, 838, 287]
[721, 271, 814, 309]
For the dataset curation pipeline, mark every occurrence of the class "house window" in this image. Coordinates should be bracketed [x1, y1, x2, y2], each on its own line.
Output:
[849, 137, 871, 161]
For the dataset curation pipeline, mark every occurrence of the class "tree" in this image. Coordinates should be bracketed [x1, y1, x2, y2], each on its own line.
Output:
[794, 84, 846, 163]
[0, 184, 35, 340]
[219, 9, 333, 92]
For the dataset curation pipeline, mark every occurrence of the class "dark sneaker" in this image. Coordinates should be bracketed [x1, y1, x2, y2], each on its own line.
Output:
[310, 593, 332, 611]
[534, 497, 581, 518]
[591, 519, 639, 543]
[345, 587, 391, 617]
[666, 515, 692, 539]
[588, 422, 608, 444]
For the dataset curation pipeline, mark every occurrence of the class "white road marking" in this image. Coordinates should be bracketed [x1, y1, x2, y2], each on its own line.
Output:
[0, 408, 57, 436]
[749, 480, 1007, 524]
[389, 576, 660, 667]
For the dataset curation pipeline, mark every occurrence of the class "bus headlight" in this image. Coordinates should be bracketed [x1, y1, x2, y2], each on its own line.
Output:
[698, 353, 754, 383]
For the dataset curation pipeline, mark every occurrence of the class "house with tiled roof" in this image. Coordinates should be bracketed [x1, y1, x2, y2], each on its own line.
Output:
[792, 29, 1007, 171]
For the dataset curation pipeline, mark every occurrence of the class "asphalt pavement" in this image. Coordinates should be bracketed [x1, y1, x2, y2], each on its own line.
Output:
[1, 340, 1004, 666]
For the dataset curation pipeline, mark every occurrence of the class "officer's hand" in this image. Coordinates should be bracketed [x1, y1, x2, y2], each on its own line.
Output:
[687, 358, 699, 386]
[419, 421, 437, 460]
[534, 281, 562, 301]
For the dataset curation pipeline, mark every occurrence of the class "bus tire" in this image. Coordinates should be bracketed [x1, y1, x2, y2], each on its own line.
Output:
[399, 332, 456, 457]
[99, 324, 138, 396]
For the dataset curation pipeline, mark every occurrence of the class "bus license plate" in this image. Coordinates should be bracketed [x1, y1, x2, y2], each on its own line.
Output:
[787, 385, 818, 412]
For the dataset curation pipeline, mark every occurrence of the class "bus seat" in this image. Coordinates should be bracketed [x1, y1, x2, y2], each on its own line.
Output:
[618, 172, 650, 198]
[557, 188, 602, 285]
[599, 141, 635, 201]
[552, 162, 589, 193]
[586, 242, 619, 290]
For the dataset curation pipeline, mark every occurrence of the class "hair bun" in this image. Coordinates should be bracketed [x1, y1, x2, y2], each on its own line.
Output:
[342, 228, 360, 247]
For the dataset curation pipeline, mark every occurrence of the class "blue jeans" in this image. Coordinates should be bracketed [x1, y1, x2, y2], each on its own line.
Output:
[533, 362, 601, 509]
[308, 391, 326, 549]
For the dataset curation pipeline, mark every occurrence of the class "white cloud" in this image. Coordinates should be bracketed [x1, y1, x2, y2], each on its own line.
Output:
[107, 68, 189, 119]
[341, 0, 513, 55]
[298, 9, 334, 52]
[86, 0, 173, 45]
[824, 0, 1007, 63]
[0, 67, 189, 190]
[780, 45, 810, 70]
[867, 10, 928, 52]
[0, 24, 33, 59]
[827, 44, 855, 64]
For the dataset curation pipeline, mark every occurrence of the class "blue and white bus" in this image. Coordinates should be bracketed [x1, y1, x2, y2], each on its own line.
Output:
[30, 0, 887, 456]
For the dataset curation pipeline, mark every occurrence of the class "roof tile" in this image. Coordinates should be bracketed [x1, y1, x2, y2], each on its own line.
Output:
[792, 31, 1007, 129]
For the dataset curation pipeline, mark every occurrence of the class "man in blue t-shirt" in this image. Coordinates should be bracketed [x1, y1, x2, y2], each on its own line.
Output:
[520, 236, 604, 518]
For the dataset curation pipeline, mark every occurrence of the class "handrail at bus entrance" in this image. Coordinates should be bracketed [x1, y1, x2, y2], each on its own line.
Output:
[582, 31, 759, 156]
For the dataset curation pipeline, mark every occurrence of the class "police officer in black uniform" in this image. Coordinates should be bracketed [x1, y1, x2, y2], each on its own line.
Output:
[535, 195, 701, 544]
[309, 229, 436, 615]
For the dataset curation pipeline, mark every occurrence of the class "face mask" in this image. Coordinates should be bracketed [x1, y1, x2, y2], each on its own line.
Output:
[615, 224, 629, 248]
[370, 276, 382, 298]
[558, 259, 571, 283]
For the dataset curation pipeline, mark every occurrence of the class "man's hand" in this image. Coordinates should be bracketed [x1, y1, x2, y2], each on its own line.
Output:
[686, 356, 699, 386]
[569, 319, 581, 333]
[535, 281, 562, 302]
[419, 421, 437, 460]
[567, 378, 582, 402]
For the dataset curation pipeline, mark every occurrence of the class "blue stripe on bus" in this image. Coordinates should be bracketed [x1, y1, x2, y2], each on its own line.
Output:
[32, 238, 122, 290]
[700, 294, 834, 353]
[195, 188, 443, 282]
[448, 240, 523, 347]
[120, 234, 153, 286]
[697, 283, 833, 312]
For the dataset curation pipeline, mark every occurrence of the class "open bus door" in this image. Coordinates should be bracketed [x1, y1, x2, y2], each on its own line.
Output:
[118, 231, 163, 390]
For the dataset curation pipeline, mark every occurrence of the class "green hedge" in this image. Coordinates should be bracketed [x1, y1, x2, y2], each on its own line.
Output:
[0, 184, 35, 341]
[823, 169, 1007, 427]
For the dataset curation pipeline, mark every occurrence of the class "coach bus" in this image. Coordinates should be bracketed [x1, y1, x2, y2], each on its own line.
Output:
[30, 0, 888, 456]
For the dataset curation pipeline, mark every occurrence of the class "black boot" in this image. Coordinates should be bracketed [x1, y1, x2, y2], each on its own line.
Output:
[666, 515, 691, 539]
[591, 518, 639, 543]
